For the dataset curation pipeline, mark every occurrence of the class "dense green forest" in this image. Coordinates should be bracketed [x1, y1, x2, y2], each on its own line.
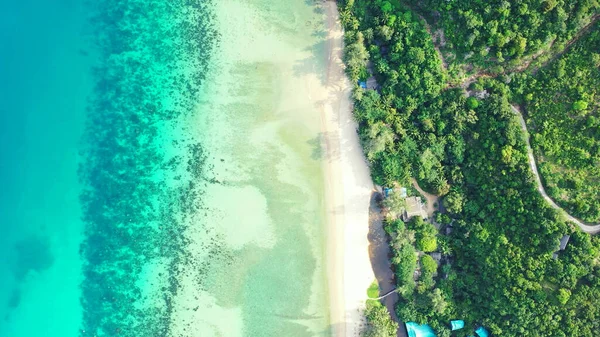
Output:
[339, 0, 600, 336]
[343, 0, 471, 195]
[510, 29, 600, 223]
[363, 299, 399, 337]
[409, 0, 599, 69]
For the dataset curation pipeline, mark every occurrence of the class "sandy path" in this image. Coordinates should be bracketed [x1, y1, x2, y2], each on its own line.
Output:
[410, 178, 438, 219]
[320, 2, 376, 336]
[511, 105, 600, 234]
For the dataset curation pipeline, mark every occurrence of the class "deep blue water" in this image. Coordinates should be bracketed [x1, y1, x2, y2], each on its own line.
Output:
[0, 0, 92, 335]
[0, 0, 217, 335]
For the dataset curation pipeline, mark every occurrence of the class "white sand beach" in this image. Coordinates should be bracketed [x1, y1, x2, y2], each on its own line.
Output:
[320, 2, 376, 336]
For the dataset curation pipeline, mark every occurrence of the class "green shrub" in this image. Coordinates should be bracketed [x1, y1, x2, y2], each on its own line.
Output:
[421, 254, 438, 274]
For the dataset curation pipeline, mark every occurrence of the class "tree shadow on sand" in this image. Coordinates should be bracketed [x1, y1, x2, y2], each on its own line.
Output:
[292, 37, 329, 85]
[307, 131, 343, 162]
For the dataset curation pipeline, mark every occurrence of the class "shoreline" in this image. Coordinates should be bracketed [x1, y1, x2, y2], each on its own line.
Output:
[320, 2, 376, 336]
[367, 193, 407, 337]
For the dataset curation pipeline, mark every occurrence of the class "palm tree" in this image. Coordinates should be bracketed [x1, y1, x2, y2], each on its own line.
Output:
[365, 122, 395, 160]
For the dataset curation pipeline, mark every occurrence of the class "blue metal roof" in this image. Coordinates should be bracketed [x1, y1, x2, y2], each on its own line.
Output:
[475, 326, 490, 337]
[406, 322, 436, 337]
[450, 320, 465, 331]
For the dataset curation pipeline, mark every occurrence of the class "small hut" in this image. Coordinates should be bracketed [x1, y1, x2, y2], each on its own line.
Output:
[553, 234, 571, 259]
[403, 196, 427, 221]
[366, 76, 378, 89]
[383, 187, 393, 198]
[399, 187, 407, 198]
[445, 226, 453, 235]
[450, 320, 465, 331]
[559, 235, 570, 250]
[430, 252, 442, 263]
[405, 322, 436, 337]
[475, 326, 490, 337]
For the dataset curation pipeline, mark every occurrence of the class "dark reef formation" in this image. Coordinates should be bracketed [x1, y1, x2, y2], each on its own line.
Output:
[79, 0, 219, 335]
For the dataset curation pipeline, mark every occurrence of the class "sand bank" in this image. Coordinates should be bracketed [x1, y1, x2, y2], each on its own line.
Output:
[166, 1, 337, 336]
[320, 2, 376, 336]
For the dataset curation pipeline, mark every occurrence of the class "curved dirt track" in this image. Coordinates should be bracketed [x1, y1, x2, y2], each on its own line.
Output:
[511, 105, 600, 234]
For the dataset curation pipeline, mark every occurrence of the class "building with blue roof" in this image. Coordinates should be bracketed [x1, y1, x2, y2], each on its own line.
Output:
[383, 187, 393, 197]
[405, 322, 436, 337]
[450, 320, 465, 331]
[399, 187, 407, 198]
[475, 326, 490, 337]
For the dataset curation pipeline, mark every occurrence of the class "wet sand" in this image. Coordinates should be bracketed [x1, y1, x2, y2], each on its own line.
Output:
[367, 192, 408, 337]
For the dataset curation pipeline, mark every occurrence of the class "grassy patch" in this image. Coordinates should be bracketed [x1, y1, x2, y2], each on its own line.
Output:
[367, 280, 380, 299]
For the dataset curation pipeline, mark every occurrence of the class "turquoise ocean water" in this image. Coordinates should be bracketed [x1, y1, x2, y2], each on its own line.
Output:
[0, 0, 331, 336]
[0, 0, 91, 335]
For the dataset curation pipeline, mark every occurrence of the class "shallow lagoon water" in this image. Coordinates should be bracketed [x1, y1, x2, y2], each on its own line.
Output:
[169, 0, 332, 335]
[0, 0, 331, 336]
